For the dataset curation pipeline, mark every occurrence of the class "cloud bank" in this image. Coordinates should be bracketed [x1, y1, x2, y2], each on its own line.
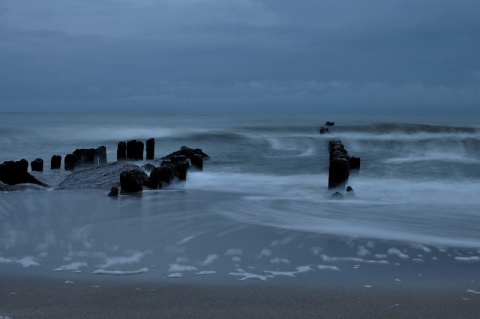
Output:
[1, 0, 479, 114]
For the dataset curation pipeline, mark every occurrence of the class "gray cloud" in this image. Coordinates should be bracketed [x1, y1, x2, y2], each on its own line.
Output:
[1, 0, 479, 114]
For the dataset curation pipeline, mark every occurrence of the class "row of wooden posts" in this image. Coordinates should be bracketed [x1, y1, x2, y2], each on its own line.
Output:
[25, 138, 156, 172]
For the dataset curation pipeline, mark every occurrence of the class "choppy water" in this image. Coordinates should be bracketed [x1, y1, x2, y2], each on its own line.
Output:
[1, 113, 480, 283]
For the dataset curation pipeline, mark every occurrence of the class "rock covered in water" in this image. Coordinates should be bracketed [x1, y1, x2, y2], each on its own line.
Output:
[108, 186, 119, 197]
[56, 161, 145, 190]
[0, 180, 14, 191]
[120, 170, 147, 192]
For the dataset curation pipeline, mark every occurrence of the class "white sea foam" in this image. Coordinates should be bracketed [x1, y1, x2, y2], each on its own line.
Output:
[168, 264, 198, 272]
[387, 248, 410, 259]
[225, 248, 243, 256]
[357, 245, 371, 257]
[264, 270, 296, 277]
[196, 271, 217, 275]
[197, 254, 218, 266]
[68, 251, 107, 259]
[318, 264, 340, 271]
[271, 237, 294, 247]
[98, 250, 150, 268]
[320, 254, 389, 265]
[176, 234, 203, 246]
[455, 256, 480, 262]
[410, 243, 432, 253]
[168, 273, 183, 278]
[93, 268, 149, 275]
[228, 271, 273, 281]
[467, 289, 480, 295]
[0, 256, 40, 268]
[270, 258, 291, 264]
[53, 262, 88, 271]
[257, 249, 272, 258]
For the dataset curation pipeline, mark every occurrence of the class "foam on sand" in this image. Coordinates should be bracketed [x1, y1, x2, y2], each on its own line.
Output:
[168, 264, 198, 272]
[92, 268, 149, 275]
[53, 262, 88, 272]
[320, 254, 389, 265]
[97, 250, 151, 268]
[196, 271, 217, 275]
[197, 254, 218, 266]
[0, 256, 40, 268]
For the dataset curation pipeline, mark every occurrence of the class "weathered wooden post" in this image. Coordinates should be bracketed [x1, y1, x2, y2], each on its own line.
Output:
[117, 142, 127, 161]
[65, 154, 76, 171]
[31, 158, 44, 172]
[95, 146, 107, 165]
[328, 140, 350, 190]
[51, 155, 61, 170]
[126, 140, 137, 160]
[146, 138, 155, 160]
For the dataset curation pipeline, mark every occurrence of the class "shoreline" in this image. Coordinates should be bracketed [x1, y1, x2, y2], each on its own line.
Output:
[1, 275, 480, 319]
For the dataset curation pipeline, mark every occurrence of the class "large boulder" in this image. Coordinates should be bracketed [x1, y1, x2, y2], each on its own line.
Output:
[120, 170, 146, 192]
[162, 146, 209, 171]
[162, 146, 209, 161]
[56, 161, 146, 190]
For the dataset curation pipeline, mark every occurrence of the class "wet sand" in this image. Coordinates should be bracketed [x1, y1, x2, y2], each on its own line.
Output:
[1, 275, 480, 319]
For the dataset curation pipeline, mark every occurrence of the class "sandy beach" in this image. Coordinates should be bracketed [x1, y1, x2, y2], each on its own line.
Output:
[1, 275, 479, 319]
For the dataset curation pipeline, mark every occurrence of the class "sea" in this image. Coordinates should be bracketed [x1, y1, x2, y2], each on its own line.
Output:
[1, 113, 480, 286]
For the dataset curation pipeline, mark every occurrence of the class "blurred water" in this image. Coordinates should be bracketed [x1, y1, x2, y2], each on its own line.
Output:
[1, 113, 480, 251]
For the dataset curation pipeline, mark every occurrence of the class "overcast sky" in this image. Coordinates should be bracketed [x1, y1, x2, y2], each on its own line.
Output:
[1, 0, 479, 114]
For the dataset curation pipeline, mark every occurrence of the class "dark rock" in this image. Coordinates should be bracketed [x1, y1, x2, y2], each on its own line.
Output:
[330, 192, 344, 199]
[142, 163, 156, 172]
[95, 146, 107, 165]
[320, 126, 330, 134]
[162, 146, 210, 161]
[158, 164, 175, 184]
[57, 162, 144, 190]
[146, 138, 155, 160]
[0, 180, 14, 191]
[51, 155, 62, 170]
[144, 167, 164, 189]
[171, 155, 187, 163]
[191, 154, 204, 170]
[108, 186, 119, 197]
[120, 170, 146, 192]
[346, 186, 356, 198]
[117, 142, 127, 161]
[174, 161, 188, 181]
[65, 154, 76, 171]
[31, 158, 44, 172]
[0, 160, 48, 187]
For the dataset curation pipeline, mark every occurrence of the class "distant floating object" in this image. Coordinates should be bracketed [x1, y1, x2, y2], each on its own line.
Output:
[319, 121, 334, 134]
